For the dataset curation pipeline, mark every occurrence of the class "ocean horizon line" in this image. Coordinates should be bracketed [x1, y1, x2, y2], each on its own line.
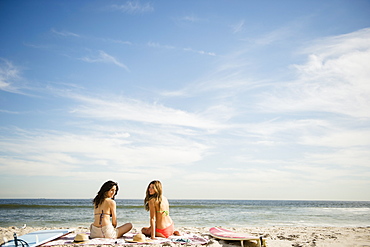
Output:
[1, 198, 369, 202]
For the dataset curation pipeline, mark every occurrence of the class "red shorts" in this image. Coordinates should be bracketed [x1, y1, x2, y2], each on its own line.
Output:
[156, 222, 174, 238]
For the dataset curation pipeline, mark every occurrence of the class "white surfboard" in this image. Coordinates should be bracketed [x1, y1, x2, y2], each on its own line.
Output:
[209, 227, 266, 247]
[2, 229, 73, 247]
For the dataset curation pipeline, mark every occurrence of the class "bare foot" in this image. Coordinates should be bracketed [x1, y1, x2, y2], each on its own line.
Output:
[174, 230, 181, 236]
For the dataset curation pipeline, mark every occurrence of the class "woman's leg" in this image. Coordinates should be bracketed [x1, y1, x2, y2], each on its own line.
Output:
[141, 226, 167, 238]
[141, 226, 151, 236]
[117, 223, 133, 238]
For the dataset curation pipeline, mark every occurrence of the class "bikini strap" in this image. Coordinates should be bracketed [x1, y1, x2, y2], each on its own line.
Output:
[99, 210, 104, 225]
[94, 210, 111, 226]
[157, 210, 169, 216]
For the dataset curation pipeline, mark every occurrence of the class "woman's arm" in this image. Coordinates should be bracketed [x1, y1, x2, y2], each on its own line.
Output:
[149, 199, 156, 239]
[110, 199, 117, 227]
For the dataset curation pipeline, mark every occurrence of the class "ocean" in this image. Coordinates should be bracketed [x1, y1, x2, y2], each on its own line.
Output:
[0, 199, 369, 228]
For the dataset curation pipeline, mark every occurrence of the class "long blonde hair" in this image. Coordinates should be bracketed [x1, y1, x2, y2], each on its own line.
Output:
[144, 180, 162, 211]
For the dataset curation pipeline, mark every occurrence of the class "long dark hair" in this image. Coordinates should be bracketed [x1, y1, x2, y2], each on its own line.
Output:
[93, 180, 119, 208]
[144, 180, 162, 211]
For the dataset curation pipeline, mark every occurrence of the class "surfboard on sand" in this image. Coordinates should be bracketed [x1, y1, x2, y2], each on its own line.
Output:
[2, 229, 73, 247]
[209, 227, 266, 247]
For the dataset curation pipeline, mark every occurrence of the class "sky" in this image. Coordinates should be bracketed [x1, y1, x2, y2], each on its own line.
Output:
[0, 0, 370, 201]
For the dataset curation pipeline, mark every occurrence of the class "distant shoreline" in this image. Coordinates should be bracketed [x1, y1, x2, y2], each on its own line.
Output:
[1, 198, 370, 202]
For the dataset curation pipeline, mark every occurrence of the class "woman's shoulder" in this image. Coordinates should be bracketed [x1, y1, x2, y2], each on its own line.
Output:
[149, 197, 161, 206]
[100, 198, 115, 207]
[148, 197, 157, 203]
[106, 198, 116, 205]
[162, 196, 169, 203]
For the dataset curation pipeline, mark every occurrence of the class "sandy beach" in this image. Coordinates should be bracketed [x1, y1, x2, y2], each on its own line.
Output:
[1, 226, 369, 247]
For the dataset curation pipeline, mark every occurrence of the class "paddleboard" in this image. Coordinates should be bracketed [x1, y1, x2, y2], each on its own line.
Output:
[209, 227, 265, 247]
[2, 229, 74, 247]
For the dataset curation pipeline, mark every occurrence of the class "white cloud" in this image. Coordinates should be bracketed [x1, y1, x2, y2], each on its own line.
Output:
[302, 28, 370, 59]
[67, 93, 224, 131]
[0, 127, 209, 179]
[303, 148, 370, 168]
[51, 28, 80, 37]
[240, 118, 330, 137]
[0, 109, 20, 114]
[300, 129, 370, 148]
[105, 39, 132, 45]
[146, 41, 215, 56]
[0, 59, 22, 93]
[159, 64, 260, 99]
[183, 47, 216, 56]
[181, 15, 200, 22]
[80, 51, 130, 71]
[258, 28, 370, 118]
[231, 20, 245, 34]
[252, 25, 295, 46]
[0, 156, 75, 177]
[110, 1, 154, 14]
[147, 42, 175, 49]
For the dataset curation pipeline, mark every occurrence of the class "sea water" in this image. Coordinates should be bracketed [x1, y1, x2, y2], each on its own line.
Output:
[0, 199, 369, 228]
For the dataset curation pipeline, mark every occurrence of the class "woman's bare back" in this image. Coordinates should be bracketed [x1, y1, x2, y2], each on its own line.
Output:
[93, 199, 113, 227]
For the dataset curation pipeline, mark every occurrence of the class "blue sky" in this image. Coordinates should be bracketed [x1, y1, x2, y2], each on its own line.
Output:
[1, 0, 369, 200]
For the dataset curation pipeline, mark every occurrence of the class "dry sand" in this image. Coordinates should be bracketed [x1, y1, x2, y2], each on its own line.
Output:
[1, 226, 369, 247]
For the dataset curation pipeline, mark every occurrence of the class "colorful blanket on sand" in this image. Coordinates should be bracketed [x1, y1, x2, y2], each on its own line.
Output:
[42, 232, 209, 245]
